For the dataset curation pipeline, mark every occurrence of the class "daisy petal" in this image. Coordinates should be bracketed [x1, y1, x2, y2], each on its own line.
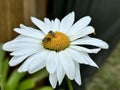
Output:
[9, 55, 28, 66]
[70, 45, 101, 53]
[31, 17, 49, 34]
[60, 12, 74, 33]
[46, 51, 58, 74]
[74, 62, 81, 85]
[18, 56, 34, 72]
[13, 36, 40, 43]
[66, 48, 88, 64]
[82, 53, 99, 68]
[70, 26, 95, 41]
[69, 50, 98, 68]
[49, 73, 57, 88]
[13, 35, 38, 41]
[18, 49, 45, 72]
[2, 41, 19, 51]
[14, 28, 44, 39]
[44, 18, 53, 30]
[71, 37, 109, 49]
[66, 48, 98, 68]
[20, 24, 45, 35]
[59, 51, 75, 80]
[57, 61, 65, 85]
[10, 47, 41, 56]
[3, 39, 40, 52]
[13, 35, 26, 40]
[20, 24, 25, 29]
[54, 18, 60, 31]
[68, 16, 91, 35]
[28, 50, 48, 73]
[51, 20, 55, 31]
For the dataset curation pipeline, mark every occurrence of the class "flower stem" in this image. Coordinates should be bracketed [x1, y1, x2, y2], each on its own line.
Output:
[66, 77, 73, 90]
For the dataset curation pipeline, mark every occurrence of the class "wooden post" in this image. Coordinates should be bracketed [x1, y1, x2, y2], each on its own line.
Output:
[0, 0, 47, 43]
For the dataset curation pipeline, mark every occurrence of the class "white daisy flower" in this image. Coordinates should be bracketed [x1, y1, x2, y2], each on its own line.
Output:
[2, 12, 109, 88]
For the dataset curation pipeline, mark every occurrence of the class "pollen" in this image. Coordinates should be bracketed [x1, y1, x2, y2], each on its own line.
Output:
[42, 31, 70, 51]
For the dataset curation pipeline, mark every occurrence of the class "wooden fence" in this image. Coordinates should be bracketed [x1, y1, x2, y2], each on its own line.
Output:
[0, 0, 47, 43]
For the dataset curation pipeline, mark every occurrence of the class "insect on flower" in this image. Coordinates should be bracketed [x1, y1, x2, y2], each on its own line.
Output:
[48, 31, 55, 37]
[42, 37, 51, 42]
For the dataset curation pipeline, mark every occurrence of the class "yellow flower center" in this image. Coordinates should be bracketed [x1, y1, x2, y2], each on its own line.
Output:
[42, 31, 70, 51]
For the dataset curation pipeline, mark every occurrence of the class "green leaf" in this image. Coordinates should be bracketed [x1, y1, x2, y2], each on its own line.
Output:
[0, 45, 8, 89]
[17, 78, 35, 90]
[1, 59, 9, 85]
[0, 44, 5, 75]
[36, 86, 53, 90]
[5, 69, 26, 90]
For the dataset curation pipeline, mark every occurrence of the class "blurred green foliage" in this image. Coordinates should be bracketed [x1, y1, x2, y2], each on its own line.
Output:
[86, 42, 120, 90]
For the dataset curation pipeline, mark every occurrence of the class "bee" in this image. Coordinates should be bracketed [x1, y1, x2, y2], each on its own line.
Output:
[42, 37, 51, 42]
[48, 31, 55, 37]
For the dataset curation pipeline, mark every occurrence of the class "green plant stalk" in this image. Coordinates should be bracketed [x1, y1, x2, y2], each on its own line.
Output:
[1, 59, 9, 90]
[2, 59, 9, 82]
[36, 86, 53, 90]
[6, 69, 26, 90]
[0, 45, 5, 78]
[66, 77, 73, 90]
[0, 45, 8, 90]
[17, 78, 36, 90]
